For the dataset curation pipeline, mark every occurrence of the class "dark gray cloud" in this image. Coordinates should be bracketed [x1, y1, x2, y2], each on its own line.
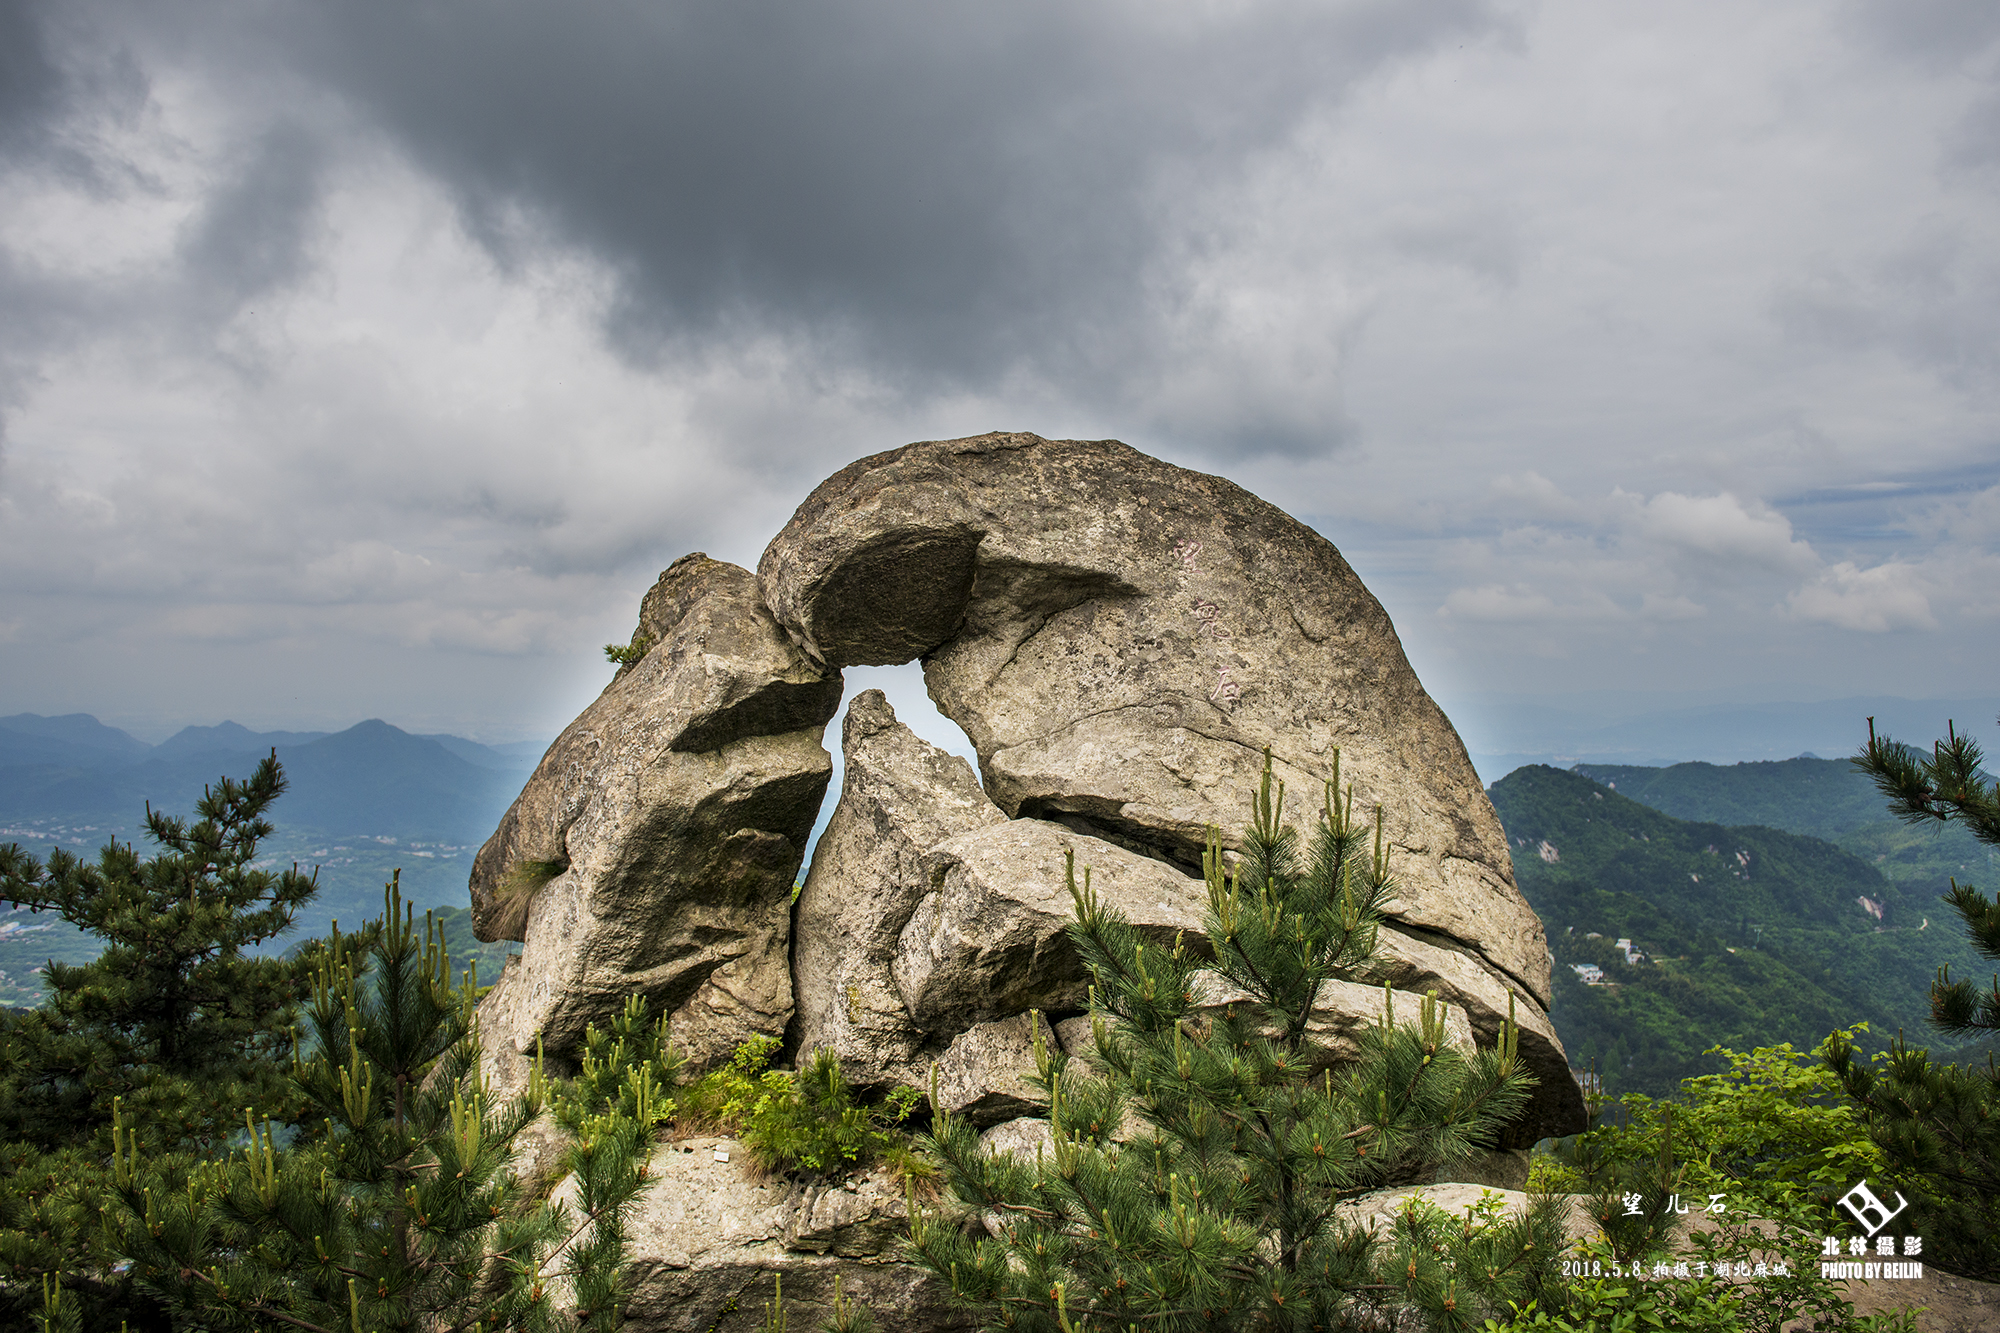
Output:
[178, 120, 328, 312]
[0, 1, 64, 159]
[1848, 0, 2000, 69]
[1, 1, 1998, 743]
[1848, 0, 2000, 179]
[191, 0, 1504, 448]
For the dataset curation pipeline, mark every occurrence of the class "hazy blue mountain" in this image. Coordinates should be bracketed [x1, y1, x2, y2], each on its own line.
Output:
[418, 733, 541, 772]
[0, 716, 553, 996]
[0, 716, 529, 842]
[1464, 694, 2000, 783]
[0, 714, 151, 770]
[0, 713, 151, 757]
[152, 721, 332, 760]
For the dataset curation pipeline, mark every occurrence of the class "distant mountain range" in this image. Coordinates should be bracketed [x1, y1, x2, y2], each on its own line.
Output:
[1490, 760, 1999, 1099]
[1461, 694, 2000, 782]
[0, 713, 545, 831]
[0, 713, 550, 1004]
[11, 706, 1999, 1100]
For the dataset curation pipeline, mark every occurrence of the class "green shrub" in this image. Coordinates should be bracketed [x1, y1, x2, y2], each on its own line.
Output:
[1525, 1150, 1583, 1194]
[1482, 1226, 1921, 1333]
[669, 1036, 919, 1180]
[1830, 714, 2000, 1279]
[1556, 1030, 1882, 1221]
[602, 633, 655, 669]
[911, 749, 1565, 1331]
[672, 1033, 787, 1133]
[101, 882, 661, 1331]
[554, 993, 686, 1135]
[1503, 1031, 1911, 1333]
[742, 1049, 921, 1177]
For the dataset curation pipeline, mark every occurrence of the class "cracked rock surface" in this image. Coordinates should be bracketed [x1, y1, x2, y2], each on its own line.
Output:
[469, 555, 840, 1066]
[615, 1138, 972, 1333]
[473, 433, 1582, 1172]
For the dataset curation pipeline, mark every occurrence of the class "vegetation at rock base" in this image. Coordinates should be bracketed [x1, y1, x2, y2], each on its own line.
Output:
[0, 760, 666, 1330]
[1491, 764, 1991, 1097]
[910, 750, 1567, 1332]
[1823, 715, 2000, 1281]
[668, 1032, 926, 1181]
[1543, 1031, 1884, 1217]
[1495, 1036, 1916, 1333]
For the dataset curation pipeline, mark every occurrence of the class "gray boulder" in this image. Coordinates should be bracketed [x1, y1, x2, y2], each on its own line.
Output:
[760, 431, 1580, 1137]
[614, 1137, 972, 1333]
[469, 555, 841, 1065]
[1337, 1182, 1593, 1242]
[978, 1116, 1056, 1162]
[895, 817, 1210, 1031]
[789, 690, 1006, 1089]
[931, 1013, 1056, 1127]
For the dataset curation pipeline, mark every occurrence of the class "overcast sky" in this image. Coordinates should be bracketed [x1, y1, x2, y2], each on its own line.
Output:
[2, 0, 1997, 764]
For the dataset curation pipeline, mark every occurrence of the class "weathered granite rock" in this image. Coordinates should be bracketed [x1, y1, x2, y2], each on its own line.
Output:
[1337, 1182, 1593, 1242]
[932, 1013, 1055, 1127]
[895, 818, 1209, 1031]
[1053, 979, 1476, 1074]
[760, 432, 1580, 1137]
[612, 1137, 973, 1333]
[979, 1116, 1057, 1162]
[789, 690, 1006, 1088]
[468, 555, 841, 1065]
[759, 435, 1536, 984]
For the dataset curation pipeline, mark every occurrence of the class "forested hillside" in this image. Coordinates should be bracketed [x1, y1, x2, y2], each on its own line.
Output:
[1490, 764, 1991, 1097]
[1575, 756, 2000, 899]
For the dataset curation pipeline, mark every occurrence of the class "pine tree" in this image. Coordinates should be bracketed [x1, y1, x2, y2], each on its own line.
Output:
[909, 751, 1563, 1332]
[0, 753, 334, 1329]
[1825, 715, 2000, 1279]
[0, 752, 326, 1151]
[106, 878, 668, 1331]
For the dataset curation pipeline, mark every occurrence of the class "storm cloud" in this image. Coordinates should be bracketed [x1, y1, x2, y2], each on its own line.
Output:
[0, 0, 1996, 754]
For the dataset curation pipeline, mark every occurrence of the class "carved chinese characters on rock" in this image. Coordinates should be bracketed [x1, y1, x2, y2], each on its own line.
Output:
[1172, 539, 1242, 710]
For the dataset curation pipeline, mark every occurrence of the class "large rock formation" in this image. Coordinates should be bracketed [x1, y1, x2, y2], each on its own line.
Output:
[470, 555, 842, 1065]
[463, 431, 1587, 1331]
[788, 690, 1007, 1089]
[758, 432, 1580, 1139]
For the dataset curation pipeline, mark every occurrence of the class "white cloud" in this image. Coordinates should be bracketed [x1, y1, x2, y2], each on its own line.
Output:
[1488, 471, 1586, 521]
[1434, 485, 1819, 631]
[1625, 491, 1818, 573]
[1786, 561, 1938, 632]
[1640, 592, 1706, 621]
[1438, 583, 1624, 623]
